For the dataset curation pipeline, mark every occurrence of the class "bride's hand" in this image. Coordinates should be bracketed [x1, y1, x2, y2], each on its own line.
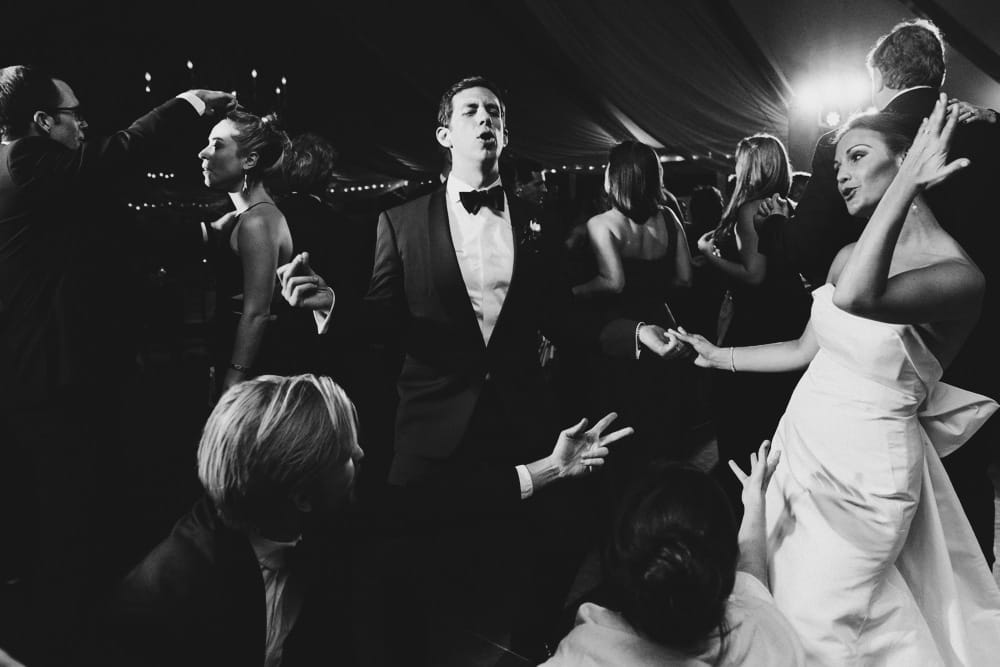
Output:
[669, 327, 721, 368]
[903, 93, 970, 191]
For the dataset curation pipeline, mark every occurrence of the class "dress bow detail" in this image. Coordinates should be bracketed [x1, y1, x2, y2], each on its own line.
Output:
[918, 382, 998, 458]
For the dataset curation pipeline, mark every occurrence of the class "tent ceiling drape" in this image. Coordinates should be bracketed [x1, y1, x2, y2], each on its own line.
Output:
[4, 0, 999, 183]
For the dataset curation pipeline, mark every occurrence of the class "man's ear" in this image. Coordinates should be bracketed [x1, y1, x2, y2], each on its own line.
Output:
[33, 110, 53, 134]
[435, 125, 452, 149]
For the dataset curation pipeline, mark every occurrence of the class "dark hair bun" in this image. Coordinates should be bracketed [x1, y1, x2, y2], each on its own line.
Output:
[622, 530, 730, 648]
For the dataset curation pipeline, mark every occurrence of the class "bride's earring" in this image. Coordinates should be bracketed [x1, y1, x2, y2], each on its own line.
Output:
[242, 171, 249, 194]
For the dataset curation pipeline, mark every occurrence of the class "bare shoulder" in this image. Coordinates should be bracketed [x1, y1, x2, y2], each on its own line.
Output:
[236, 204, 288, 245]
[827, 243, 856, 284]
[587, 210, 623, 237]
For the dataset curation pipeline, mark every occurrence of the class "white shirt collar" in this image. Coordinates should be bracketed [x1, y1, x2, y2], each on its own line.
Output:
[249, 533, 302, 569]
[883, 85, 936, 109]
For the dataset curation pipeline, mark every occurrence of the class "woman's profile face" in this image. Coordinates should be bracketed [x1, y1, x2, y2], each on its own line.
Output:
[834, 128, 902, 218]
[197, 119, 243, 191]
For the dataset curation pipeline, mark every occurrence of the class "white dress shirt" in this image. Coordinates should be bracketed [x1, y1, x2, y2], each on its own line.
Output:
[446, 176, 534, 498]
[445, 174, 514, 346]
[249, 534, 305, 667]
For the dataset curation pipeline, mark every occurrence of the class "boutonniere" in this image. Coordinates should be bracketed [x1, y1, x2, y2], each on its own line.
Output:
[513, 214, 544, 254]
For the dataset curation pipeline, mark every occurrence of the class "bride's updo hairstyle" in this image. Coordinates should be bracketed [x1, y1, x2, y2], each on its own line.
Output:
[227, 110, 291, 186]
[605, 464, 737, 654]
[833, 111, 921, 157]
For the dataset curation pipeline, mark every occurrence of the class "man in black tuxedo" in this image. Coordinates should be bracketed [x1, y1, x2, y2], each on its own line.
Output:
[279, 76, 680, 661]
[0, 64, 234, 665]
[97, 375, 362, 667]
[755, 20, 1000, 567]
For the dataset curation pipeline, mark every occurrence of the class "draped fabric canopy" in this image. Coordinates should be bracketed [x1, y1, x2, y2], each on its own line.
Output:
[5, 0, 1000, 183]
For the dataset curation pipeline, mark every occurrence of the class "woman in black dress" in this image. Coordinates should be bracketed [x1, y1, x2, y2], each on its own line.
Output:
[694, 133, 810, 508]
[572, 141, 693, 492]
[199, 111, 293, 396]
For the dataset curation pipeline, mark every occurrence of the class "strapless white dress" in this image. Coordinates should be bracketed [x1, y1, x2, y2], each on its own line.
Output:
[766, 283, 1000, 666]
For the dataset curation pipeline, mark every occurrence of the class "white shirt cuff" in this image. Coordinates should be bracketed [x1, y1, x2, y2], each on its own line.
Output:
[176, 91, 207, 116]
[516, 465, 534, 500]
[635, 321, 645, 360]
[312, 288, 337, 334]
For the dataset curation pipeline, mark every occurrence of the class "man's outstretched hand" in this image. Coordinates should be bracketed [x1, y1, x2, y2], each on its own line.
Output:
[277, 252, 333, 311]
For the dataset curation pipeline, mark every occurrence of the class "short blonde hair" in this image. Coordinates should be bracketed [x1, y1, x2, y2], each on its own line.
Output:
[197, 374, 358, 531]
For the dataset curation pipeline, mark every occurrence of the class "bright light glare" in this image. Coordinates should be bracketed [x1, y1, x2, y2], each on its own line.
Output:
[796, 70, 870, 112]
[824, 111, 842, 127]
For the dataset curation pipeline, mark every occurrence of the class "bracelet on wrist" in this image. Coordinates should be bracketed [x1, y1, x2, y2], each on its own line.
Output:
[729, 347, 736, 373]
[228, 361, 252, 373]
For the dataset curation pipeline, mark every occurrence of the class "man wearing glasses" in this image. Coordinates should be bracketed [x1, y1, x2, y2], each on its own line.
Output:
[0, 64, 234, 667]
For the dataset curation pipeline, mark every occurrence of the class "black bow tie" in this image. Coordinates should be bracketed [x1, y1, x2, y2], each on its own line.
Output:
[459, 185, 505, 215]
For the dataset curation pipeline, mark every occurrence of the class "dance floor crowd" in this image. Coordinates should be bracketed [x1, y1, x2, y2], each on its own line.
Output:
[2, 17, 1000, 667]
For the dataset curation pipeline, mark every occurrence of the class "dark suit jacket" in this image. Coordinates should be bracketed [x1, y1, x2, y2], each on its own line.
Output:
[366, 187, 628, 504]
[0, 98, 199, 405]
[97, 497, 351, 667]
[756, 88, 1000, 393]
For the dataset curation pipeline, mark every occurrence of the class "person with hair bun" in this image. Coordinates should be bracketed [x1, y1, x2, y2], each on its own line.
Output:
[200, 111, 295, 395]
[545, 442, 804, 666]
[101, 374, 363, 666]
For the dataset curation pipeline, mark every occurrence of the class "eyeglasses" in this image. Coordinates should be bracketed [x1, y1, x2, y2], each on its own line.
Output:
[48, 107, 85, 122]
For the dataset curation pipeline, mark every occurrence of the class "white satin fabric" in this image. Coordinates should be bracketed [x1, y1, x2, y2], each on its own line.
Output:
[766, 283, 1000, 666]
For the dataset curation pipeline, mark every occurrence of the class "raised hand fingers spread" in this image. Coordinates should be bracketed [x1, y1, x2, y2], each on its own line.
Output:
[599, 426, 634, 447]
[940, 95, 961, 140]
[728, 459, 749, 485]
[582, 446, 610, 464]
[562, 417, 589, 438]
[586, 412, 619, 438]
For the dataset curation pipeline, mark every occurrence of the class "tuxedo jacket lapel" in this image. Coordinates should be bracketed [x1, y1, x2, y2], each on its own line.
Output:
[426, 188, 485, 351]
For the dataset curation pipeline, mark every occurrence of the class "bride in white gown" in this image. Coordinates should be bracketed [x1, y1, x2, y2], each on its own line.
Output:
[673, 94, 1000, 665]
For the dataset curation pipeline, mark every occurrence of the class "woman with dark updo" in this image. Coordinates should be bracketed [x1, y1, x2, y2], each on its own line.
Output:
[544, 442, 804, 666]
[198, 111, 294, 395]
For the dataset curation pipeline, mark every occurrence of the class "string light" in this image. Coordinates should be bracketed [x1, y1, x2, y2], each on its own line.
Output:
[186, 60, 194, 70]
[251, 69, 258, 79]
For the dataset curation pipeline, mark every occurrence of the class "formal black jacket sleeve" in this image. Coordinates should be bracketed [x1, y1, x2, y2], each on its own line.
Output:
[755, 131, 864, 287]
[360, 210, 407, 343]
[8, 97, 200, 196]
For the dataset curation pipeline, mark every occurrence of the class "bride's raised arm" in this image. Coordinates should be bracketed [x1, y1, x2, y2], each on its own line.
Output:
[832, 94, 982, 324]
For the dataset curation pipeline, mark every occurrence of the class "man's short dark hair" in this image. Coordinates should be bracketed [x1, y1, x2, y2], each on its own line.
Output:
[283, 132, 339, 195]
[0, 65, 61, 140]
[866, 19, 946, 90]
[436, 76, 506, 128]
